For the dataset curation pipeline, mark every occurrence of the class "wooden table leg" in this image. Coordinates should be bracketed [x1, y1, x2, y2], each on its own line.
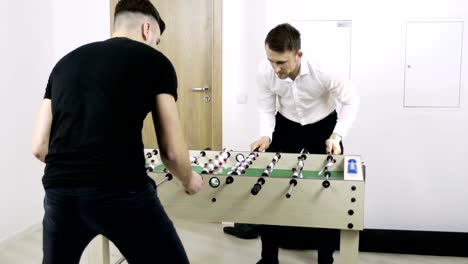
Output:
[338, 229, 360, 264]
[88, 235, 110, 264]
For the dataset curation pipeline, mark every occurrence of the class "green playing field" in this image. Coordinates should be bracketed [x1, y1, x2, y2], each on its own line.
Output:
[149, 163, 344, 179]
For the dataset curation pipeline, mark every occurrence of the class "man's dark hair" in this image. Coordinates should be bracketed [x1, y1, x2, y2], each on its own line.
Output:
[115, 0, 166, 34]
[265, 23, 301, 52]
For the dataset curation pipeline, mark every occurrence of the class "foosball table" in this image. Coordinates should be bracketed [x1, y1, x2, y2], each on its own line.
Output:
[89, 149, 366, 264]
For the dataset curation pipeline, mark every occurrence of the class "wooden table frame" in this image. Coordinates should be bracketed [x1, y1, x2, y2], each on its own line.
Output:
[89, 151, 365, 264]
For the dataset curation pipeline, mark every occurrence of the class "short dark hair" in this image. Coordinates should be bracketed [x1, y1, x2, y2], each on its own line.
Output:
[115, 0, 166, 34]
[265, 23, 301, 52]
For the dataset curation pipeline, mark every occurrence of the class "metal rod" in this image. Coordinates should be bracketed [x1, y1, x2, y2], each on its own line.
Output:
[156, 174, 173, 186]
[156, 177, 169, 186]
[115, 256, 126, 264]
[191, 87, 209, 91]
[285, 179, 298, 198]
[286, 184, 295, 198]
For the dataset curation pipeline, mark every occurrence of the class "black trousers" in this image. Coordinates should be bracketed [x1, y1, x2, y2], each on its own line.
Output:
[259, 111, 341, 264]
[42, 182, 189, 264]
[267, 111, 342, 154]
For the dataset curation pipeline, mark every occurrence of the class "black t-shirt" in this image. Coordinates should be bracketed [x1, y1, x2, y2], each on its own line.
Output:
[42, 37, 177, 189]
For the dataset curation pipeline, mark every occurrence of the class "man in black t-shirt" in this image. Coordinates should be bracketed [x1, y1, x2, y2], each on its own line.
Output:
[32, 1, 203, 263]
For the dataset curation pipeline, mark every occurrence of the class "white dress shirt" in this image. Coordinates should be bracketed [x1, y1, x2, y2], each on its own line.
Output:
[257, 57, 359, 140]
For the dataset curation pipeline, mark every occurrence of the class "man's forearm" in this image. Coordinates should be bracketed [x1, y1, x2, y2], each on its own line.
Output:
[159, 147, 192, 185]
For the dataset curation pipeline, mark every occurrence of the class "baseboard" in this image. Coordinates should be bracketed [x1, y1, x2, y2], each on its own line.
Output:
[0, 222, 42, 251]
[276, 227, 468, 257]
[359, 229, 468, 257]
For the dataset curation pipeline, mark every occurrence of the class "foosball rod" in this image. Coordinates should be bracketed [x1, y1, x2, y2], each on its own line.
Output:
[261, 152, 281, 177]
[285, 179, 298, 198]
[292, 154, 307, 178]
[156, 173, 173, 186]
[318, 155, 336, 175]
[251, 152, 281, 195]
[190, 150, 207, 164]
[145, 149, 159, 159]
[286, 154, 306, 198]
[115, 257, 126, 264]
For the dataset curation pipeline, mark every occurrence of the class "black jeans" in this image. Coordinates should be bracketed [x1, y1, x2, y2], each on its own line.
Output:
[42, 182, 189, 264]
[259, 111, 341, 264]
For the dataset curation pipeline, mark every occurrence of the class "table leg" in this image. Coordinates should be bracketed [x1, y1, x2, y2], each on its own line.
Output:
[338, 229, 360, 264]
[88, 235, 110, 264]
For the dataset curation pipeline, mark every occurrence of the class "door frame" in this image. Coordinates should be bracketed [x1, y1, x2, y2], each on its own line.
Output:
[109, 0, 223, 149]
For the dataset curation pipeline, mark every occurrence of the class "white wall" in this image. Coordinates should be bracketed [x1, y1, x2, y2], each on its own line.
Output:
[223, 0, 468, 232]
[51, 0, 110, 61]
[0, 0, 109, 244]
[222, 0, 268, 151]
[2, 0, 467, 244]
[0, 0, 54, 243]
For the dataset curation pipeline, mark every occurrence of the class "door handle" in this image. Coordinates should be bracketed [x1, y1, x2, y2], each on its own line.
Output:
[191, 87, 209, 91]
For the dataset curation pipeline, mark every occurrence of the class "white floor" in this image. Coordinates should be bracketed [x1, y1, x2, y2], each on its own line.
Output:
[0, 220, 467, 264]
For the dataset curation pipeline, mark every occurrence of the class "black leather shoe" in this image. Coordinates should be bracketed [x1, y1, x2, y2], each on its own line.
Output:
[223, 223, 259, 239]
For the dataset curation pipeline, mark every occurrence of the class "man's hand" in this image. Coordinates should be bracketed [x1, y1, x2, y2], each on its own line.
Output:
[183, 171, 204, 195]
[250, 136, 271, 152]
[325, 133, 342, 155]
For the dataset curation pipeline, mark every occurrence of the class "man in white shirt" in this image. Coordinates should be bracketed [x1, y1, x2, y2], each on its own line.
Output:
[251, 24, 359, 154]
[251, 23, 359, 264]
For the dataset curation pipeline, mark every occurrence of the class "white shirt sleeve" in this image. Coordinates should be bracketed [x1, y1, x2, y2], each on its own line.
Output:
[316, 69, 360, 138]
[257, 67, 277, 140]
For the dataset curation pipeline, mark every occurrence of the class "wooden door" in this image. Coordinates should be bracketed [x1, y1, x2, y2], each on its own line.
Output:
[109, 0, 222, 150]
